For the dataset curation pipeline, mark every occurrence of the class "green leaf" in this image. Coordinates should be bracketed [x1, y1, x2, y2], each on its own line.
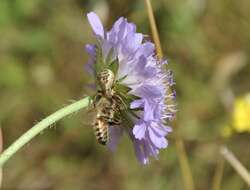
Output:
[120, 111, 134, 128]
[106, 47, 115, 65]
[114, 83, 131, 94]
[116, 74, 127, 83]
[108, 58, 119, 76]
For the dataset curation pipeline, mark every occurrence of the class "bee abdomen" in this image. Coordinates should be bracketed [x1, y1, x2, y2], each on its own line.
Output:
[93, 118, 109, 145]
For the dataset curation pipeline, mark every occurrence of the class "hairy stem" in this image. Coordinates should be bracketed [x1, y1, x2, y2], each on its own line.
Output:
[0, 96, 91, 167]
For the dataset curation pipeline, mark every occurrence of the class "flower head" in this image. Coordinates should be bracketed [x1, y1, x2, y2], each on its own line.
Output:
[86, 12, 176, 164]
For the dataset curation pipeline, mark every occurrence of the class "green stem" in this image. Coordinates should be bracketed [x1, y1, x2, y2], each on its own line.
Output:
[0, 96, 91, 167]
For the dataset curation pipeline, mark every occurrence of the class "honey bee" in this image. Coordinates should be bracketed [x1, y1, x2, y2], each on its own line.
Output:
[92, 69, 123, 145]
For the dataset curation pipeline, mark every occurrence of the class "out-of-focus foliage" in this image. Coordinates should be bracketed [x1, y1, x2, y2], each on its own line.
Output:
[0, 0, 249, 189]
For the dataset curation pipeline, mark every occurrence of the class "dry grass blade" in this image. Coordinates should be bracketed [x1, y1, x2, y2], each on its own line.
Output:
[0, 128, 2, 187]
[221, 146, 250, 187]
[175, 137, 195, 190]
[212, 156, 225, 190]
[143, 1, 195, 189]
[144, 0, 163, 59]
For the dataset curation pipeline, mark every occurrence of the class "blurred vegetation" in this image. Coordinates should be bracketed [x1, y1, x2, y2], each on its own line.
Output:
[0, 0, 249, 189]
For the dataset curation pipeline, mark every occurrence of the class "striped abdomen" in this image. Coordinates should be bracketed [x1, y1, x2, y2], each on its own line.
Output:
[93, 96, 122, 145]
[93, 117, 109, 145]
[93, 97, 114, 145]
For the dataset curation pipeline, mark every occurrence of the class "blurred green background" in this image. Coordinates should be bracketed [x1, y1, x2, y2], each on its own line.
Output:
[0, 0, 250, 189]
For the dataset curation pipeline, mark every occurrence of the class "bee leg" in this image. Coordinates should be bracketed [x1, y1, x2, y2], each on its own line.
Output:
[93, 90, 103, 107]
[113, 93, 140, 119]
[112, 94, 127, 111]
[108, 114, 121, 126]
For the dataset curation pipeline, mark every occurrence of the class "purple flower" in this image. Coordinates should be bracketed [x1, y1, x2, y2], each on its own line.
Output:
[86, 12, 176, 164]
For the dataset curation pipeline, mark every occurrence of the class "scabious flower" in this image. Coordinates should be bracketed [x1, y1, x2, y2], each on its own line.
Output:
[85, 12, 176, 164]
